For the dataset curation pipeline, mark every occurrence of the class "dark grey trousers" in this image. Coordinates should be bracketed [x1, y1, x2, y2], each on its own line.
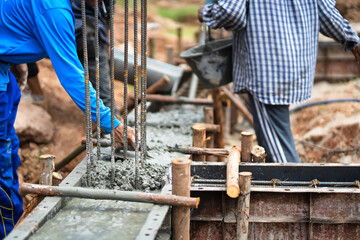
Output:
[247, 93, 300, 163]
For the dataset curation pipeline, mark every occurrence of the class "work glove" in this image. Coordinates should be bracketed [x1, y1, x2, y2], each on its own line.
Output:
[351, 44, 360, 66]
[10, 64, 28, 91]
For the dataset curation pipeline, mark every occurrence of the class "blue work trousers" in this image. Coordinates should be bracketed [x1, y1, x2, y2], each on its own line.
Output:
[0, 72, 23, 239]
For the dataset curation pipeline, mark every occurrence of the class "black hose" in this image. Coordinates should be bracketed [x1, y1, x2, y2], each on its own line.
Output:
[290, 98, 360, 114]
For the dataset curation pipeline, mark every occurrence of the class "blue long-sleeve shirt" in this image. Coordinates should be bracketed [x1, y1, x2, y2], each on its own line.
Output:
[0, 0, 120, 133]
[202, 0, 360, 105]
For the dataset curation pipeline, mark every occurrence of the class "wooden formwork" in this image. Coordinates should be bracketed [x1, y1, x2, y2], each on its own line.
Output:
[190, 162, 360, 240]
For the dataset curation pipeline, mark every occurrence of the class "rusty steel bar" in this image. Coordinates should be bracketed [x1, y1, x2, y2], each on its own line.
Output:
[82, 0, 92, 186]
[133, 0, 140, 188]
[109, 0, 116, 186]
[191, 178, 360, 188]
[140, 0, 147, 165]
[123, 0, 129, 162]
[95, 0, 101, 162]
[146, 95, 213, 105]
[20, 183, 200, 208]
[169, 147, 229, 156]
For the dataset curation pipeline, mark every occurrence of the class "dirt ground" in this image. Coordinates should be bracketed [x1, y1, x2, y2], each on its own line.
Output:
[16, 1, 360, 185]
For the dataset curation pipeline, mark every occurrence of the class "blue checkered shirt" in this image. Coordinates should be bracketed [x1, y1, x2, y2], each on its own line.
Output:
[202, 0, 360, 105]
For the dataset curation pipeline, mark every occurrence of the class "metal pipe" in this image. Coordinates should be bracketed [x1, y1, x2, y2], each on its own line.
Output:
[20, 183, 200, 208]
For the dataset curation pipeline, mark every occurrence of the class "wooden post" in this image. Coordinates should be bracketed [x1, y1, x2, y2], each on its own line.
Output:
[172, 158, 192, 240]
[166, 45, 174, 65]
[251, 145, 266, 163]
[39, 154, 56, 185]
[212, 88, 226, 161]
[241, 132, 253, 162]
[149, 37, 156, 59]
[237, 172, 252, 240]
[177, 27, 182, 57]
[226, 146, 241, 198]
[203, 107, 217, 162]
[192, 125, 206, 161]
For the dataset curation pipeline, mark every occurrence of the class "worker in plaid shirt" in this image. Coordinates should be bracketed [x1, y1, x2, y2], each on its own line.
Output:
[199, 0, 360, 163]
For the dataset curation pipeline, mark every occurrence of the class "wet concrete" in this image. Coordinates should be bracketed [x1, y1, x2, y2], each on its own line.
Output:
[85, 105, 203, 191]
[29, 104, 203, 240]
[30, 198, 153, 240]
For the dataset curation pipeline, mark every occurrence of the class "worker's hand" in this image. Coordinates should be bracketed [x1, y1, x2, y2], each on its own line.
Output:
[198, 7, 204, 23]
[114, 123, 137, 150]
[10, 64, 28, 91]
[351, 44, 360, 66]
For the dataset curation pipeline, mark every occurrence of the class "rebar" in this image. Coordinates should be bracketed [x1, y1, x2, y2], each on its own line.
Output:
[95, 0, 101, 162]
[133, 0, 140, 188]
[191, 178, 360, 188]
[110, 0, 116, 186]
[123, 0, 129, 160]
[82, 0, 92, 186]
[140, 0, 147, 165]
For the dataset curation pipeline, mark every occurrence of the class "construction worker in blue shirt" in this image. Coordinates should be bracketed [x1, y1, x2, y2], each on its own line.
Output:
[199, 0, 360, 163]
[0, 0, 136, 238]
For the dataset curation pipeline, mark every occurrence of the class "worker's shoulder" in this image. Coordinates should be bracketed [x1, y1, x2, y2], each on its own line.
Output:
[33, 0, 72, 13]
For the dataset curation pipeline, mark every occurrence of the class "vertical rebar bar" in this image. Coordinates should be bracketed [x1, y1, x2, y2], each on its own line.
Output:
[123, 0, 129, 160]
[110, 0, 116, 186]
[95, 0, 101, 162]
[133, 0, 140, 188]
[140, 0, 147, 164]
[82, 0, 92, 186]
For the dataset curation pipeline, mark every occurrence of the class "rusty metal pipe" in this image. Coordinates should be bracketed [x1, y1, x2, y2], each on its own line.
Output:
[20, 183, 200, 208]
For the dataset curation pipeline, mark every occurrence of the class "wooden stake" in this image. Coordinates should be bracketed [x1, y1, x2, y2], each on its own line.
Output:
[177, 27, 182, 57]
[149, 37, 156, 59]
[237, 172, 252, 240]
[166, 45, 174, 65]
[172, 158, 192, 240]
[241, 132, 253, 162]
[203, 107, 217, 162]
[251, 145, 266, 163]
[192, 125, 206, 161]
[226, 146, 241, 198]
[212, 88, 226, 161]
[39, 154, 55, 186]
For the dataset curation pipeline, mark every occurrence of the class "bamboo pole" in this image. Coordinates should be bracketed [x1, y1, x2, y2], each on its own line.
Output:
[237, 172, 252, 240]
[221, 86, 254, 127]
[212, 88, 226, 161]
[172, 158, 192, 240]
[251, 145, 266, 163]
[149, 37, 156, 59]
[226, 146, 241, 198]
[203, 107, 217, 162]
[20, 183, 199, 208]
[192, 125, 206, 161]
[241, 131, 253, 162]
